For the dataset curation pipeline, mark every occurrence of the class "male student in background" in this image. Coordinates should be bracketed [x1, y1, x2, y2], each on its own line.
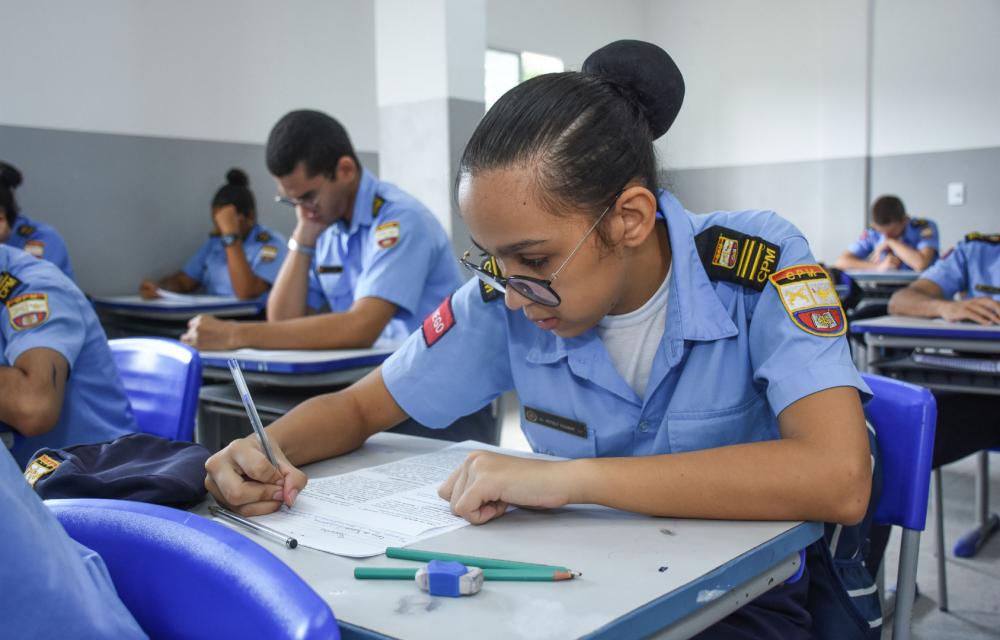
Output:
[182, 110, 464, 351]
[835, 195, 939, 272]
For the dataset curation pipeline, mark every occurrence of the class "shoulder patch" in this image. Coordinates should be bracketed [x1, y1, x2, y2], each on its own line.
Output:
[16, 224, 35, 237]
[259, 245, 278, 262]
[0, 271, 23, 302]
[920, 227, 935, 238]
[965, 232, 1000, 244]
[422, 295, 455, 347]
[24, 453, 62, 487]
[910, 218, 928, 228]
[479, 256, 503, 302]
[695, 225, 780, 291]
[375, 221, 400, 249]
[255, 230, 272, 243]
[372, 195, 385, 218]
[7, 292, 50, 331]
[768, 265, 846, 337]
[23, 239, 45, 257]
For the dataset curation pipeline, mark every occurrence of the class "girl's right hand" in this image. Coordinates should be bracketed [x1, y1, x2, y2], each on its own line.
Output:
[139, 280, 161, 299]
[204, 436, 308, 516]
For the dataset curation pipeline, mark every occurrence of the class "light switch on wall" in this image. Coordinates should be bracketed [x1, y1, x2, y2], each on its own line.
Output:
[947, 182, 965, 206]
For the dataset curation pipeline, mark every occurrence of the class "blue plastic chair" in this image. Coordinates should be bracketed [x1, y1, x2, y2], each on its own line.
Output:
[46, 498, 339, 640]
[109, 338, 202, 441]
[863, 374, 937, 640]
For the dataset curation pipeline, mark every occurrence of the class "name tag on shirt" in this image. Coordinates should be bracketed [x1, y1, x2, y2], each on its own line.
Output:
[524, 406, 588, 439]
[317, 265, 343, 274]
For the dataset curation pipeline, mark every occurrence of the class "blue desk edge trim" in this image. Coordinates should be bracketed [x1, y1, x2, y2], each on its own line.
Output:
[850, 322, 1000, 340]
[201, 352, 391, 374]
[93, 300, 263, 314]
[583, 521, 824, 639]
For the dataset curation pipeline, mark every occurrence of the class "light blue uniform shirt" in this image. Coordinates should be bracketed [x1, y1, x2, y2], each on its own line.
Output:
[1, 245, 136, 467]
[182, 223, 286, 299]
[847, 217, 940, 270]
[4, 214, 75, 280]
[383, 191, 869, 458]
[306, 169, 464, 343]
[920, 233, 1000, 300]
[0, 450, 147, 639]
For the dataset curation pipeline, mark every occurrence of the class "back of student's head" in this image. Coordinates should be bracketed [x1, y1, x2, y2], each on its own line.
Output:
[211, 168, 255, 216]
[0, 161, 23, 226]
[265, 110, 360, 179]
[871, 195, 906, 225]
[459, 40, 684, 219]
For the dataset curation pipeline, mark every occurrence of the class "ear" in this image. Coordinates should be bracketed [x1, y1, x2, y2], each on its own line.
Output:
[335, 155, 358, 182]
[612, 185, 658, 249]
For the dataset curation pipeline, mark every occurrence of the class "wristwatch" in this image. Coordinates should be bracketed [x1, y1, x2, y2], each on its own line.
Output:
[288, 237, 316, 257]
[220, 233, 241, 247]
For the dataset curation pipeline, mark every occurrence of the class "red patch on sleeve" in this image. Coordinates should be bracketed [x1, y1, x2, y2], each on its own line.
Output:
[422, 296, 455, 347]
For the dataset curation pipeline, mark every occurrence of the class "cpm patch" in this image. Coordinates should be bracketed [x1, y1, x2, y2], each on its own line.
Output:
[422, 296, 455, 347]
[375, 221, 400, 249]
[695, 226, 780, 291]
[23, 453, 61, 487]
[769, 264, 846, 337]
[479, 255, 503, 303]
[0, 271, 22, 302]
[7, 292, 50, 331]
[23, 240, 45, 258]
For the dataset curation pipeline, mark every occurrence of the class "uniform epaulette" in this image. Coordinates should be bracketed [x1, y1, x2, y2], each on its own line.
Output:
[965, 232, 1000, 244]
[16, 224, 35, 237]
[372, 196, 385, 217]
[694, 225, 780, 291]
[256, 231, 272, 242]
[910, 218, 929, 228]
[0, 271, 23, 302]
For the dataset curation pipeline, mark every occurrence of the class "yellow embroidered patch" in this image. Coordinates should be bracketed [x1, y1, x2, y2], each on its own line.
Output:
[7, 293, 50, 331]
[23, 454, 61, 487]
[768, 265, 846, 337]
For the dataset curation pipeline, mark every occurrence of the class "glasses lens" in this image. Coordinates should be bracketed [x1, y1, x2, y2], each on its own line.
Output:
[508, 278, 559, 307]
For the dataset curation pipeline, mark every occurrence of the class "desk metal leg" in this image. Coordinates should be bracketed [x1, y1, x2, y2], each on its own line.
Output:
[954, 451, 1000, 558]
[933, 469, 948, 611]
[654, 552, 801, 640]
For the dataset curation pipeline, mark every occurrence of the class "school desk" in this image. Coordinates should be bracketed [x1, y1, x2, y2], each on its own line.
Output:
[852, 315, 1000, 564]
[194, 432, 822, 640]
[91, 294, 264, 338]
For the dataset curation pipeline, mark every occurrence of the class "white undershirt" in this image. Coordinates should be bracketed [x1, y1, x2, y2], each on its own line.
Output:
[596, 266, 671, 399]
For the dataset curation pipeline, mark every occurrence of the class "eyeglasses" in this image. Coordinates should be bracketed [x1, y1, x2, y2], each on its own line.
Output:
[274, 191, 321, 211]
[460, 194, 620, 307]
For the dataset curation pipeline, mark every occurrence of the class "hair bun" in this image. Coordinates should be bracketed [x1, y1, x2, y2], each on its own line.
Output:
[225, 168, 249, 187]
[582, 40, 685, 140]
[0, 162, 23, 190]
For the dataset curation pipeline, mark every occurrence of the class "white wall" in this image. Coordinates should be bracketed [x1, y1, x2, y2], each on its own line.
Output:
[644, 0, 869, 170]
[0, 0, 379, 151]
[487, 0, 647, 70]
[872, 0, 1000, 156]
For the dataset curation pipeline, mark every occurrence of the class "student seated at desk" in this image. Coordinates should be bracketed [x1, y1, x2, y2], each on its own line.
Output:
[204, 42, 881, 640]
[0, 161, 75, 280]
[1, 244, 137, 468]
[139, 169, 286, 301]
[835, 195, 939, 272]
[180, 111, 463, 350]
[0, 449, 147, 639]
[866, 233, 1000, 572]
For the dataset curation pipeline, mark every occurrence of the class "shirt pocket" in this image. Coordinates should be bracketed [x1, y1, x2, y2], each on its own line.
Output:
[665, 392, 772, 453]
[519, 406, 597, 459]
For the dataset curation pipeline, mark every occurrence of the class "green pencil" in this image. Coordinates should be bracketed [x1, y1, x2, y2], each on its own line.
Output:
[355, 567, 577, 581]
[385, 547, 572, 573]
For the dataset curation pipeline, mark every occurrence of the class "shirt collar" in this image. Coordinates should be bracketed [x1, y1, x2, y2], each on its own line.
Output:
[526, 190, 737, 365]
[336, 168, 377, 235]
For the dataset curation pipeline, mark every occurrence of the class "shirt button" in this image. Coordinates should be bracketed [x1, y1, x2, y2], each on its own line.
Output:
[638, 420, 650, 432]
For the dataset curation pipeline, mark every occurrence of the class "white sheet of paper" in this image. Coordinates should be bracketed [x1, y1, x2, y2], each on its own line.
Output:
[95, 293, 248, 307]
[199, 347, 396, 364]
[250, 442, 551, 557]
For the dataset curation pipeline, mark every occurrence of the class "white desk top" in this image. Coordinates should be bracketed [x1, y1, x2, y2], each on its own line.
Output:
[199, 346, 396, 377]
[846, 270, 920, 284]
[92, 294, 262, 319]
[851, 315, 1000, 340]
[196, 433, 820, 639]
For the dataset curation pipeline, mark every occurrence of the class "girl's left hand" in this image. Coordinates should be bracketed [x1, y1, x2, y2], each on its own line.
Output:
[438, 451, 574, 525]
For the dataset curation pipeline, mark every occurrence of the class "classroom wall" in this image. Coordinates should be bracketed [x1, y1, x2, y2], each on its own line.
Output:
[0, 0, 380, 295]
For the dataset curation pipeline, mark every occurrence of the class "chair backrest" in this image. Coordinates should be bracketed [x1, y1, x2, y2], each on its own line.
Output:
[109, 338, 202, 441]
[46, 498, 339, 640]
[863, 374, 937, 531]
